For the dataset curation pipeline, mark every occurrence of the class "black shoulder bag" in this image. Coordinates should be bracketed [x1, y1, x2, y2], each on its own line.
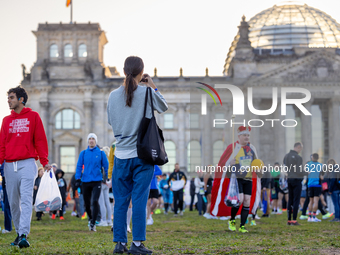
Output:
[137, 87, 168, 165]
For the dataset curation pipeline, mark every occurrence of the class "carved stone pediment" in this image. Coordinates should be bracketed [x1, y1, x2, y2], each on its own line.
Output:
[248, 51, 340, 85]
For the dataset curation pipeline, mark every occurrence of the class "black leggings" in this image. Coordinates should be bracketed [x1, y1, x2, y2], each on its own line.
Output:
[173, 189, 184, 214]
[82, 181, 102, 225]
[287, 179, 302, 221]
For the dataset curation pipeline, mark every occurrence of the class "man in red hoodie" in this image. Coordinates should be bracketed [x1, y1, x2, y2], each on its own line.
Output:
[0, 86, 50, 248]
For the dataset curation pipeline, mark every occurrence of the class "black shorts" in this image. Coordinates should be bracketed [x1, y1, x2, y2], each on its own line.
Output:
[148, 189, 159, 199]
[237, 179, 252, 195]
[205, 186, 212, 196]
[308, 187, 321, 198]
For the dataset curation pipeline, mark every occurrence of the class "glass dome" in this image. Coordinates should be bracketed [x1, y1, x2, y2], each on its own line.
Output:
[248, 2, 340, 49]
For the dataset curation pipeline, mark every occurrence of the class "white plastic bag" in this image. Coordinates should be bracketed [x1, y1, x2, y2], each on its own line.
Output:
[224, 173, 240, 207]
[34, 170, 62, 212]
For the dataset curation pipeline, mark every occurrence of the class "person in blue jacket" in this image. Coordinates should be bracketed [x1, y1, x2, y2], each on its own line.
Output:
[0, 162, 12, 233]
[306, 153, 323, 222]
[328, 159, 340, 222]
[75, 133, 109, 232]
[146, 165, 162, 225]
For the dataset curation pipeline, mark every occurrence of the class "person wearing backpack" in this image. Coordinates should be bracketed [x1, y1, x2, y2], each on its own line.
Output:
[107, 56, 168, 254]
[75, 133, 109, 232]
[328, 159, 340, 222]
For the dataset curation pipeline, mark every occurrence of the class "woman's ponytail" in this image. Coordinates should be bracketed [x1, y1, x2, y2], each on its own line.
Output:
[123, 56, 144, 107]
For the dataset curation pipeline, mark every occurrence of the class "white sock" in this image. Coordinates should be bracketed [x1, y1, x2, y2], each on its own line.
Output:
[133, 241, 141, 247]
[121, 242, 126, 246]
[127, 208, 132, 229]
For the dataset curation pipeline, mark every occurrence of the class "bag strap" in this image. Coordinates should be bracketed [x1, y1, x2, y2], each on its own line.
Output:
[143, 87, 155, 118]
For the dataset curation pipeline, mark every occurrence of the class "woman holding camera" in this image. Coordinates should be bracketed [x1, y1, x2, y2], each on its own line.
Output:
[107, 56, 168, 254]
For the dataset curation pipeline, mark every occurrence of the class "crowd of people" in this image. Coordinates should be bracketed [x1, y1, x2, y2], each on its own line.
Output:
[0, 56, 339, 255]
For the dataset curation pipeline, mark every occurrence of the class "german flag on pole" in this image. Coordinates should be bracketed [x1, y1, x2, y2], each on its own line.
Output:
[66, 0, 71, 7]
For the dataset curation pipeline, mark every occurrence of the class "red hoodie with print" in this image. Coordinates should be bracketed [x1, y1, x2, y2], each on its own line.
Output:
[0, 108, 49, 166]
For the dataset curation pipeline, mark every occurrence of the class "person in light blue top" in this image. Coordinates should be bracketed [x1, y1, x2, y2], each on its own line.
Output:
[306, 153, 322, 222]
[75, 133, 109, 231]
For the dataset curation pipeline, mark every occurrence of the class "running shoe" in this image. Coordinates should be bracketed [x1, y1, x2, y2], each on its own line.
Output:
[239, 226, 248, 233]
[313, 218, 321, 222]
[299, 215, 308, 220]
[329, 218, 340, 222]
[89, 224, 96, 232]
[146, 218, 153, 225]
[307, 217, 314, 222]
[81, 212, 87, 220]
[180, 211, 183, 216]
[113, 242, 128, 254]
[51, 214, 56, 220]
[97, 221, 108, 227]
[10, 234, 19, 246]
[71, 211, 77, 216]
[107, 221, 113, 227]
[255, 215, 261, 220]
[60, 216, 65, 220]
[250, 220, 256, 226]
[322, 213, 333, 220]
[18, 234, 30, 248]
[128, 242, 153, 255]
[228, 220, 236, 231]
[290, 221, 301, 226]
[2, 229, 10, 234]
[220, 216, 230, 221]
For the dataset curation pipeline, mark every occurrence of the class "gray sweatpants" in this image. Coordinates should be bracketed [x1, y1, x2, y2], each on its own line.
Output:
[98, 183, 112, 223]
[4, 158, 37, 236]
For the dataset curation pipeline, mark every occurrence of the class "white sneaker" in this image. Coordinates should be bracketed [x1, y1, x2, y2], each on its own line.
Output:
[203, 213, 210, 218]
[255, 215, 261, 220]
[313, 218, 321, 222]
[146, 218, 153, 225]
[97, 221, 108, 227]
[107, 221, 113, 227]
[180, 211, 183, 216]
[2, 229, 10, 234]
[307, 217, 314, 222]
[71, 211, 77, 216]
[220, 216, 230, 220]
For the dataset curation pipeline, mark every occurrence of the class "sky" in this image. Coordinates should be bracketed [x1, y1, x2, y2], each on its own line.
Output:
[1, 0, 340, 125]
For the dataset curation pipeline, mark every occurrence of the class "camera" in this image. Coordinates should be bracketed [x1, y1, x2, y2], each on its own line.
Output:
[140, 77, 148, 83]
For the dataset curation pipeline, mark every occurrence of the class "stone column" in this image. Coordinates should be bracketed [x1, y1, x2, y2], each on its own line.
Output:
[39, 101, 50, 163]
[83, 101, 93, 148]
[274, 103, 286, 163]
[300, 101, 313, 163]
[328, 97, 340, 161]
[202, 103, 213, 166]
[177, 103, 186, 169]
[248, 98, 261, 148]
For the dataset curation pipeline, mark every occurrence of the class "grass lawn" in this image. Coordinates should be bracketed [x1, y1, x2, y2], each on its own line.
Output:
[0, 210, 339, 254]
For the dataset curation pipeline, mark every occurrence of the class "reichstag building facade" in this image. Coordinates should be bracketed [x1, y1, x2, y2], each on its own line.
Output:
[22, 2, 340, 178]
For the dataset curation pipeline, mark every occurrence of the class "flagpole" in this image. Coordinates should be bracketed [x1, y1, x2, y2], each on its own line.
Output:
[70, 1, 73, 24]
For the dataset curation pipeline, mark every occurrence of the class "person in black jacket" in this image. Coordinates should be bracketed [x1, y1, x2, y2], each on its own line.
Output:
[189, 178, 195, 211]
[284, 142, 306, 225]
[52, 169, 67, 220]
[167, 163, 187, 216]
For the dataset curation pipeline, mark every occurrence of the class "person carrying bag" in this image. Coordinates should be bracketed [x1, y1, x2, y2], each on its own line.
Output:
[107, 56, 168, 254]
